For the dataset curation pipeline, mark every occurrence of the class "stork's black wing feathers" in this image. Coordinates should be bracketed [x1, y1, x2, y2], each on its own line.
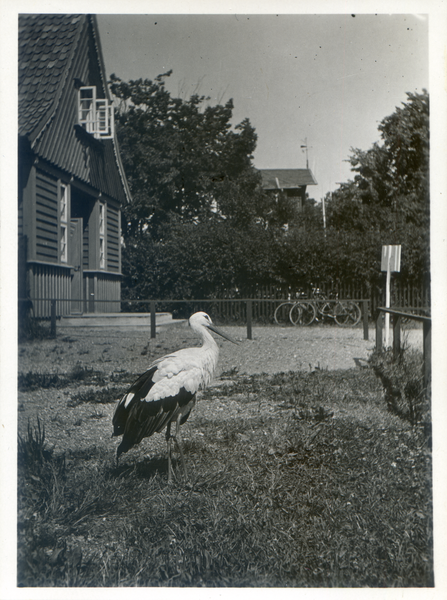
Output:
[113, 364, 196, 457]
[120, 387, 194, 450]
[112, 366, 158, 436]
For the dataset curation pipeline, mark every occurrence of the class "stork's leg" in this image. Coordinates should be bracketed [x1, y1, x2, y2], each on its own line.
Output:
[166, 422, 174, 484]
[173, 416, 188, 480]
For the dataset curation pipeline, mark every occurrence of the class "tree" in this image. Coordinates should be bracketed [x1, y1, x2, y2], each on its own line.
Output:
[121, 213, 280, 301]
[111, 72, 290, 300]
[110, 72, 264, 239]
[324, 90, 430, 284]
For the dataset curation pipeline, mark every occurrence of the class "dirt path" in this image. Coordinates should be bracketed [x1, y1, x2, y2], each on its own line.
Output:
[19, 321, 423, 377]
[17, 321, 423, 457]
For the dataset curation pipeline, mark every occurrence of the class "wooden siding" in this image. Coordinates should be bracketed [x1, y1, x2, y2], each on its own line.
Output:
[28, 262, 71, 317]
[84, 272, 121, 313]
[35, 170, 58, 262]
[18, 199, 23, 237]
[82, 221, 90, 269]
[106, 203, 120, 272]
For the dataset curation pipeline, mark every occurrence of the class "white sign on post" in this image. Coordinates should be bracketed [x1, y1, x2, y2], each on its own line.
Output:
[381, 245, 401, 347]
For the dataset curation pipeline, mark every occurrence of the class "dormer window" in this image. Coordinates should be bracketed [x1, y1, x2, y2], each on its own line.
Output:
[99, 202, 106, 269]
[59, 184, 68, 263]
[78, 86, 114, 139]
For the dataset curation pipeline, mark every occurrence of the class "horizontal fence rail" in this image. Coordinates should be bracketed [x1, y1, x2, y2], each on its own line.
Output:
[19, 296, 371, 341]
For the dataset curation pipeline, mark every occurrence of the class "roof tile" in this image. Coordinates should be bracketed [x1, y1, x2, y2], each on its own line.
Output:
[18, 14, 84, 137]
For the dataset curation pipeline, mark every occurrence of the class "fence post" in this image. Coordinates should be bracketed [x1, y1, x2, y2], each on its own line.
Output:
[393, 314, 401, 357]
[362, 300, 369, 340]
[376, 312, 383, 352]
[50, 300, 56, 337]
[423, 319, 431, 391]
[246, 300, 252, 340]
[150, 301, 156, 339]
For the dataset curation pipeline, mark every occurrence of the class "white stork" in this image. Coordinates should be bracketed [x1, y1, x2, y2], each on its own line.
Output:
[112, 311, 237, 482]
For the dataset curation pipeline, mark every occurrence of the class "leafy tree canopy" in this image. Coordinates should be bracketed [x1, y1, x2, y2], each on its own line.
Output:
[327, 90, 429, 229]
[323, 90, 430, 281]
[110, 72, 268, 239]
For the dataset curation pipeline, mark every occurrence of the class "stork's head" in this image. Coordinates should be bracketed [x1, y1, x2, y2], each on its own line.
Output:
[189, 312, 238, 343]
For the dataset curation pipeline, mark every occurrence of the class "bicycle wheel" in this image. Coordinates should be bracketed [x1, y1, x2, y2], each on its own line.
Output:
[274, 302, 294, 325]
[316, 301, 333, 319]
[334, 301, 361, 326]
[290, 302, 316, 326]
[348, 302, 362, 326]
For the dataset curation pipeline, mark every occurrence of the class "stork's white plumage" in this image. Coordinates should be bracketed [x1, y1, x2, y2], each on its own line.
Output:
[112, 312, 237, 481]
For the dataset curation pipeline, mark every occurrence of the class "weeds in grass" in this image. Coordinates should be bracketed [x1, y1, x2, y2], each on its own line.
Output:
[18, 371, 63, 391]
[67, 386, 125, 408]
[18, 369, 433, 587]
[18, 314, 53, 342]
[110, 370, 135, 384]
[18, 363, 105, 391]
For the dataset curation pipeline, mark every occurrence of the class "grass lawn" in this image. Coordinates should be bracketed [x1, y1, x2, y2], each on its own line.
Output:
[17, 362, 433, 587]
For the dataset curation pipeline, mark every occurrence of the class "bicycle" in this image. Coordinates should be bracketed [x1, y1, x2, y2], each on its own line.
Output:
[274, 288, 316, 326]
[289, 286, 361, 327]
[274, 301, 296, 325]
[332, 300, 362, 326]
[288, 300, 317, 326]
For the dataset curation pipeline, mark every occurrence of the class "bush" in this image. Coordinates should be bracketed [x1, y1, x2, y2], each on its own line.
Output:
[369, 347, 430, 427]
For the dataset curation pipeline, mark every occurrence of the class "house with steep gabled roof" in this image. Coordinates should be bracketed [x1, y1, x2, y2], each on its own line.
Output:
[18, 14, 131, 318]
[259, 168, 317, 210]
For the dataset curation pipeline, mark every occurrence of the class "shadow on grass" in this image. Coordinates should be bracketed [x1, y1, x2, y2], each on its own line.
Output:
[113, 455, 170, 481]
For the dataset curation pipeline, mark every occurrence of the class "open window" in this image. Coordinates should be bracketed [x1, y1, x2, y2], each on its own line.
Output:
[99, 202, 106, 269]
[78, 87, 114, 139]
[60, 183, 68, 262]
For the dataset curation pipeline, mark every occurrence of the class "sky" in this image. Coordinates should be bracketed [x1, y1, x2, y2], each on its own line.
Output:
[97, 12, 429, 202]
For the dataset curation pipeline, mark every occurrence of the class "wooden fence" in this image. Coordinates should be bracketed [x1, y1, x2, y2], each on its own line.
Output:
[164, 280, 430, 322]
[20, 279, 429, 335]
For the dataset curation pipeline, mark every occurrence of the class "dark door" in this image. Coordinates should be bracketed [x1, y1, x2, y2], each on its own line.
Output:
[69, 218, 83, 313]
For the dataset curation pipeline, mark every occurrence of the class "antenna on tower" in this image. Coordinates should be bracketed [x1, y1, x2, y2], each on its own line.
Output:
[300, 138, 309, 169]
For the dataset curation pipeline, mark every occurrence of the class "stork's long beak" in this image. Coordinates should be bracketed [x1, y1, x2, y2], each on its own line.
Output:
[207, 323, 239, 344]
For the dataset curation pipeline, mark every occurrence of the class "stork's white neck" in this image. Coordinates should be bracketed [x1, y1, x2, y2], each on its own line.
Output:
[197, 325, 218, 349]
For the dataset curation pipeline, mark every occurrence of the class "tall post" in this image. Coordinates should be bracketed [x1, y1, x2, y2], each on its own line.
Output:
[246, 300, 252, 340]
[381, 245, 401, 347]
[322, 195, 327, 239]
[385, 264, 391, 347]
[423, 319, 431, 391]
[150, 301, 156, 339]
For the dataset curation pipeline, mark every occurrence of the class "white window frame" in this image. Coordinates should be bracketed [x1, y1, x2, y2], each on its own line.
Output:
[60, 225, 68, 263]
[59, 183, 68, 263]
[60, 183, 68, 222]
[99, 202, 105, 235]
[99, 237, 105, 269]
[99, 202, 106, 269]
[78, 86, 114, 139]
